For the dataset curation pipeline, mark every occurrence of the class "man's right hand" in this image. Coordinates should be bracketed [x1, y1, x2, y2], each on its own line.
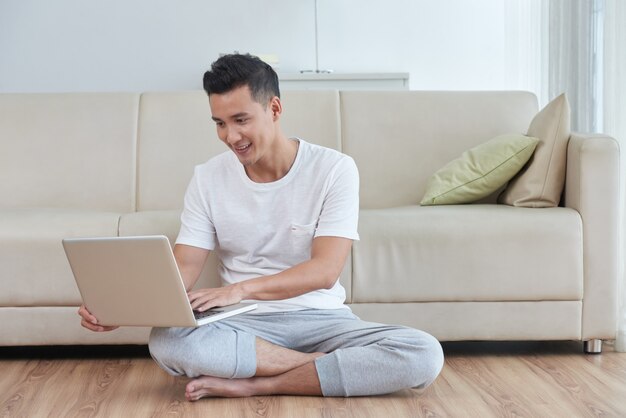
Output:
[78, 305, 119, 332]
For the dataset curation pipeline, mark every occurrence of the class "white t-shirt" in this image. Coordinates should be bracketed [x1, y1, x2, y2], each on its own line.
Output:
[176, 139, 360, 313]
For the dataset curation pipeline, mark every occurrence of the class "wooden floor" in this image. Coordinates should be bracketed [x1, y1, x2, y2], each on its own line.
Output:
[1, 341, 625, 418]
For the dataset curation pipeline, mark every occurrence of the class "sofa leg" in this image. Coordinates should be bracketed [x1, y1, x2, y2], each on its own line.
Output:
[584, 339, 602, 354]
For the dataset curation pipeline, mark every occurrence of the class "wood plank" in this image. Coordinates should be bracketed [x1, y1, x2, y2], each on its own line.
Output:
[1, 342, 626, 417]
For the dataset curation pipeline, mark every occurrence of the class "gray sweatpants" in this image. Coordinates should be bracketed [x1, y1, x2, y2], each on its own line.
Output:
[148, 308, 444, 397]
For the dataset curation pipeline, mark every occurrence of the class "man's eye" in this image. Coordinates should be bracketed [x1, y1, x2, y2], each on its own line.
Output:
[237, 118, 247, 124]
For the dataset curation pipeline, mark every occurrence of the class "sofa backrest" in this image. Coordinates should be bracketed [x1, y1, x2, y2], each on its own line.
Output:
[0, 93, 139, 212]
[135, 90, 342, 210]
[280, 90, 342, 151]
[0, 90, 539, 212]
[136, 91, 222, 211]
[340, 91, 539, 209]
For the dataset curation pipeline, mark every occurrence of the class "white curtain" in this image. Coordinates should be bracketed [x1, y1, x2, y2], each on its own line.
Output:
[604, 0, 626, 351]
[547, 0, 625, 350]
[547, 0, 602, 132]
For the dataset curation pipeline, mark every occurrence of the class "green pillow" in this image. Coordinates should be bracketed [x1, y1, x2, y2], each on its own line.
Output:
[420, 134, 539, 206]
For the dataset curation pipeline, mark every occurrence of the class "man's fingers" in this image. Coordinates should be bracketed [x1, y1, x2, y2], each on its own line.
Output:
[81, 317, 102, 331]
[101, 325, 119, 331]
[78, 305, 98, 323]
[188, 290, 216, 310]
[191, 295, 215, 311]
[78, 304, 118, 331]
[81, 317, 118, 332]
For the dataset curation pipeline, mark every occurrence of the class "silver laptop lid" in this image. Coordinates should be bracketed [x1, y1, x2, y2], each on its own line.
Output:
[63, 235, 198, 327]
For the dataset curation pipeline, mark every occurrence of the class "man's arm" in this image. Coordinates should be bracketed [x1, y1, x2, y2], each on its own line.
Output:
[174, 243, 211, 291]
[188, 236, 352, 311]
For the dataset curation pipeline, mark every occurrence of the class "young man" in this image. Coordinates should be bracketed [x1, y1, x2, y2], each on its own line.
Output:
[79, 54, 443, 401]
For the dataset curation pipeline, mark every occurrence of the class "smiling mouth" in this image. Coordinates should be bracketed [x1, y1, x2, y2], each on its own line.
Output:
[234, 143, 251, 153]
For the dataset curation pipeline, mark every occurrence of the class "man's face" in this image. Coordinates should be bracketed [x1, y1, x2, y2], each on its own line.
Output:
[209, 85, 277, 168]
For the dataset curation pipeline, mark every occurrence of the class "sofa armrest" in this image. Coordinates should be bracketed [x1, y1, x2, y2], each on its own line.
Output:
[564, 133, 620, 339]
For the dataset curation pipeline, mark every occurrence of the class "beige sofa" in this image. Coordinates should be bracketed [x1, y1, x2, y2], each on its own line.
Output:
[0, 91, 619, 352]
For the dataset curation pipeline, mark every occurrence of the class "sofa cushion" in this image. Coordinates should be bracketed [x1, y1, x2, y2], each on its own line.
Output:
[352, 205, 583, 302]
[280, 90, 342, 151]
[136, 92, 224, 211]
[0, 307, 150, 345]
[420, 134, 538, 205]
[340, 91, 538, 209]
[0, 209, 121, 306]
[118, 210, 183, 243]
[350, 301, 582, 342]
[499, 94, 571, 207]
[0, 93, 139, 211]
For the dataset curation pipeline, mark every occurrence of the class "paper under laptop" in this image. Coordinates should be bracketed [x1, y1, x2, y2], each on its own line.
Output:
[62, 235, 257, 327]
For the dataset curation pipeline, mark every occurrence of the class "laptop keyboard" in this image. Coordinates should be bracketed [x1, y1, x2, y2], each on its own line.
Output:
[194, 309, 224, 320]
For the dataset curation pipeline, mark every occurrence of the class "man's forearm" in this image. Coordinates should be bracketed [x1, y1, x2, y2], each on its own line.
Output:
[188, 257, 339, 312]
[174, 244, 211, 291]
[237, 236, 352, 301]
[237, 257, 339, 301]
[187, 237, 352, 311]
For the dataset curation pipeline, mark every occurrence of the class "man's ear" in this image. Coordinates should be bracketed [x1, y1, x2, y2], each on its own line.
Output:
[269, 96, 282, 120]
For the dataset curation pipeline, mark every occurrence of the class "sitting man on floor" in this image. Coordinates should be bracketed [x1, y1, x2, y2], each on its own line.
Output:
[78, 53, 444, 401]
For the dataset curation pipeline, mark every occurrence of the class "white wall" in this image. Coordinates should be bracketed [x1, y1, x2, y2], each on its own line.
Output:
[319, 0, 506, 89]
[0, 0, 542, 94]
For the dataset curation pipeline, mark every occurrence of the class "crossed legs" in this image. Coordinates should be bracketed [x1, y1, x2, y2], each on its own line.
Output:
[185, 338, 325, 400]
[149, 310, 444, 400]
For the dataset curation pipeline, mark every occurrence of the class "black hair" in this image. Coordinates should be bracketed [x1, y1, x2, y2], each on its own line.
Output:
[203, 53, 280, 105]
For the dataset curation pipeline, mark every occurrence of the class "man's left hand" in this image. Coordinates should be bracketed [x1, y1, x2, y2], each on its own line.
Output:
[187, 284, 245, 312]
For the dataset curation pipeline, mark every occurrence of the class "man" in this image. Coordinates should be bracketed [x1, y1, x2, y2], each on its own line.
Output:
[79, 53, 443, 401]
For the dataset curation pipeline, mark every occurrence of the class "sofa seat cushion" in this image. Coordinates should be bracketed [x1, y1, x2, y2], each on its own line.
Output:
[0, 208, 121, 306]
[353, 205, 583, 302]
[118, 210, 183, 242]
[0, 307, 150, 346]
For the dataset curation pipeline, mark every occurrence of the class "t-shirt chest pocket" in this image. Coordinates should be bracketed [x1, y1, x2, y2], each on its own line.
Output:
[290, 222, 317, 256]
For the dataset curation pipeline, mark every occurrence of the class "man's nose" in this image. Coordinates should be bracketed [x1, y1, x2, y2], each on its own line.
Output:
[224, 126, 242, 144]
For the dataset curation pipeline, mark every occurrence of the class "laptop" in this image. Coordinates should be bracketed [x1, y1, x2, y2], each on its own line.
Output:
[62, 235, 257, 327]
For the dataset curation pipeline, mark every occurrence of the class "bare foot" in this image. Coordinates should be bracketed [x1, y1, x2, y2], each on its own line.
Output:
[186, 360, 323, 400]
[185, 376, 257, 401]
